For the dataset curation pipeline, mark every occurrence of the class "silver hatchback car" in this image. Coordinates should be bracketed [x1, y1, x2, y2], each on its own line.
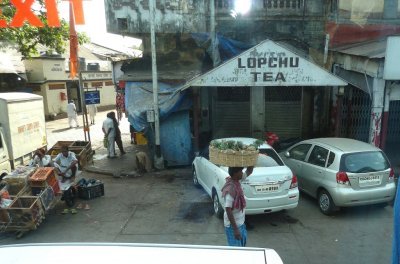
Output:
[281, 138, 396, 215]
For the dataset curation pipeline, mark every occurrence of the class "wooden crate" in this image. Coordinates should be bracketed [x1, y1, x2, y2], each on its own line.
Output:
[70, 141, 91, 152]
[6, 196, 45, 229]
[0, 196, 15, 224]
[51, 141, 74, 149]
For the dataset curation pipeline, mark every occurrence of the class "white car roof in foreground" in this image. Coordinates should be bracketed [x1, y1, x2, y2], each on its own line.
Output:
[216, 137, 271, 149]
[0, 243, 283, 264]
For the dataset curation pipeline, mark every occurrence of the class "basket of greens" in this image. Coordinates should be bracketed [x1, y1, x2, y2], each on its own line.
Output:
[209, 139, 264, 167]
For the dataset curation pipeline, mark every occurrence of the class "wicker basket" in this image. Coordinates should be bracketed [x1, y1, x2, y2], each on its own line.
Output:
[209, 146, 258, 167]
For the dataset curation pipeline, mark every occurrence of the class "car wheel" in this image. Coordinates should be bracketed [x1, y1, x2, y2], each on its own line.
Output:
[193, 168, 200, 188]
[318, 190, 336, 215]
[212, 191, 224, 219]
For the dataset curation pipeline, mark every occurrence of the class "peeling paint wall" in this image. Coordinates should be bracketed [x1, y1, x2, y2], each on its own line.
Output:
[105, 0, 208, 35]
[104, 0, 327, 51]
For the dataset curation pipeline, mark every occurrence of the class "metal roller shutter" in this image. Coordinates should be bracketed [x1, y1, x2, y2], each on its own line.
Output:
[265, 87, 302, 140]
[265, 101, 301, 139]
[214, 101, 251, 138]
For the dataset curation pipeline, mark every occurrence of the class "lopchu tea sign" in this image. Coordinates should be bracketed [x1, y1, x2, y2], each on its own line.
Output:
[0, 0, 85, 27]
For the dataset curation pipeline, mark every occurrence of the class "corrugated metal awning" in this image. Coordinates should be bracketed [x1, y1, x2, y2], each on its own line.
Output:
[332, 39, 387, 59]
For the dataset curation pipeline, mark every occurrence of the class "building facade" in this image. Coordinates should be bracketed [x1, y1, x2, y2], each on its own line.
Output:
[106, 0, 400, 156]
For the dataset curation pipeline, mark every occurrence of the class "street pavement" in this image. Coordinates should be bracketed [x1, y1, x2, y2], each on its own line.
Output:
[0, 111, 396, 264]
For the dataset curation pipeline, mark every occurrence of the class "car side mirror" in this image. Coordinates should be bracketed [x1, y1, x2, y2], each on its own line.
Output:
[284, 151, 290, 158]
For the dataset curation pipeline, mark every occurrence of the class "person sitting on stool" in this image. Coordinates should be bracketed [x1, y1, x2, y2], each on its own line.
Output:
[53, 145, 78, 183]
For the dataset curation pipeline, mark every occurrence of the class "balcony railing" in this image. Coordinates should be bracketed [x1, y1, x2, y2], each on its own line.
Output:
[215, 0, 304, 11]
[263, 0, 304, 10]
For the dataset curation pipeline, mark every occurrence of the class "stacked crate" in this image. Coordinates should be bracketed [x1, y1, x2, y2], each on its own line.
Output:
[46, 141, 93, 170]
[29, 168, 60, 195]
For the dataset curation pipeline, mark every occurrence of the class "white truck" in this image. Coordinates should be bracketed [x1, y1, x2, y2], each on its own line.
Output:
[0, 92, 47, 178]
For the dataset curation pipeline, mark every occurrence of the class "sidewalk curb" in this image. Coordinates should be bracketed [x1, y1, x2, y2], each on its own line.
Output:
[84, 166, 142, 178]
[84, 166, 114, 176]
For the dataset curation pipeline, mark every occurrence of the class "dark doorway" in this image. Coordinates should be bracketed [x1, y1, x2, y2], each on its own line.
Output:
[66, 80, 82, 113]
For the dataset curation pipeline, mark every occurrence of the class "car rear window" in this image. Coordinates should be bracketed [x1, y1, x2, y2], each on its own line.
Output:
[340, 151, 390, 173]
[258, 149, 284, 167]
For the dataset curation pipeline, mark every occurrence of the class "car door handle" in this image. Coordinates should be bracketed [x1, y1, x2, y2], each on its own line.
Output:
[2, 155, 5, 159]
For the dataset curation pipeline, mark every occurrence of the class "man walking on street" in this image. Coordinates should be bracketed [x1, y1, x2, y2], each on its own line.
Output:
[109, 111, 126, 156]
[222, 166, 253, 247]
[66, 100, 79, 128]
[102, 112, 116, 158]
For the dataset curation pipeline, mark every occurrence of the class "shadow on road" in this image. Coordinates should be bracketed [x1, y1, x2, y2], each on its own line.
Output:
[52, 128, 73, 133]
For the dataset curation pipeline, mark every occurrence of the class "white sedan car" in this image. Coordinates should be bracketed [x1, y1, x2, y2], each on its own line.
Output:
[192, 137, 299, 218]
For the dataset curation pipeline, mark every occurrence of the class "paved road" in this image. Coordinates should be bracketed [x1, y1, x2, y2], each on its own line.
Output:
[0, 112, 395, 264]
[0, 169, 394, 264]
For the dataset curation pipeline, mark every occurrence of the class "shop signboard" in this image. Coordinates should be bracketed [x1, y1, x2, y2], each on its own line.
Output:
[84, 91, 100, 105]
[182, 39, 347, 88]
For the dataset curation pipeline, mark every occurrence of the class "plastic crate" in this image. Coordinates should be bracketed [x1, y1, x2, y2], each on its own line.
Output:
[78, 183, 104, 200]
[29, 168, 56, 186]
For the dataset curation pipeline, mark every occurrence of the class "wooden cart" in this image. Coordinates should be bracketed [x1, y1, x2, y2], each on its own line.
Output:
[0, 168, 61, 238]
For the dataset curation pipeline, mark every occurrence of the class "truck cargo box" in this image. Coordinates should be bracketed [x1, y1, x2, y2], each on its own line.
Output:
[0, 93, 47, 169]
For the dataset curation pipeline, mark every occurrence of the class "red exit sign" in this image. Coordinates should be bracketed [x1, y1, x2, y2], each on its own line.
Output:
[0, 0, 85, 27]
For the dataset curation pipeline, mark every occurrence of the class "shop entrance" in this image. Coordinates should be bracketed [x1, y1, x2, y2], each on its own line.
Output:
[66, 81, 82, 113]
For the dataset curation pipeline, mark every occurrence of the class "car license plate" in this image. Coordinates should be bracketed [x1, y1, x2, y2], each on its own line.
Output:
[359, 175, 381, 186]
[255, 184, 279, 192]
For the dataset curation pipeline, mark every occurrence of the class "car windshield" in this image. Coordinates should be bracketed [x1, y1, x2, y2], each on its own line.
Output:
[2, 0, 400, 263]
[340, 151, 390, 173]
[258, 149, 284, 167]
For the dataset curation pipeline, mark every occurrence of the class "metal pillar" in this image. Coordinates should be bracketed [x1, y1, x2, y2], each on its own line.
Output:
[149, 0, 164, 169]
[369, 78, 385, 147]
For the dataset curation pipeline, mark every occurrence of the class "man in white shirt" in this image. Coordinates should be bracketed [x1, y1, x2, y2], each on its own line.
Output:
[222, 166, 253, 247]
[87, 104, 97, 125]
[102, 112, 116, 158]
[66, 100, 79, 128]
[30, 148, 53, 167]
[53, 145, 78, 182]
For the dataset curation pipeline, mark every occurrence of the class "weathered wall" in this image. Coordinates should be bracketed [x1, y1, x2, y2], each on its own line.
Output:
[105, 0, 328, 54]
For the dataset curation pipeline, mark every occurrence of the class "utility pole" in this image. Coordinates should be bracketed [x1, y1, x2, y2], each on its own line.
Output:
[79, 72, 90, 142]
[149, 0, 164, 169]
[210, 0, 216, 67]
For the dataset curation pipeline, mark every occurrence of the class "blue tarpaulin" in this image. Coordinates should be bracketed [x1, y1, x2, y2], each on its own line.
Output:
[191, 33, 254, 65]
[125, 82, 193, 166]
[125, 82, 192, 132]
